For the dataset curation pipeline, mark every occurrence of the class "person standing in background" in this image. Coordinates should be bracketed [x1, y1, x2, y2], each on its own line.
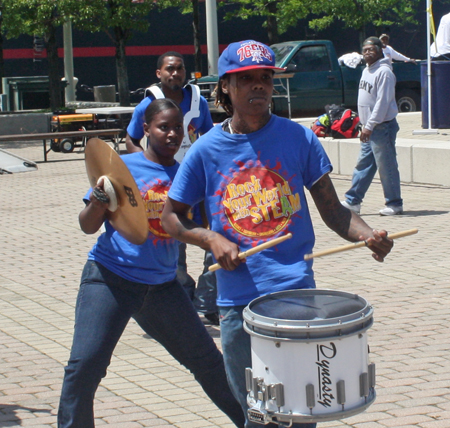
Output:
[342, 37, 403, 216]
[379, 34, 417, 64]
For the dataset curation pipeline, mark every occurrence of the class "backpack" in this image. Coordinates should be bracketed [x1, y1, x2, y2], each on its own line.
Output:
[311, 113, 331, 137]
[326, 104, 361, 139]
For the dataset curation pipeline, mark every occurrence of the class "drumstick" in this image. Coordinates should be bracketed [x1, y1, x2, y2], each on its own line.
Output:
[208, 233, 293, 272]
[304, 228, 418, 261]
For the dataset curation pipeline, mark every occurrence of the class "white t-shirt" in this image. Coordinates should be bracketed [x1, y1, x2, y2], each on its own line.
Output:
[383, 45, 411, 63]
[431, 13, 450, 57]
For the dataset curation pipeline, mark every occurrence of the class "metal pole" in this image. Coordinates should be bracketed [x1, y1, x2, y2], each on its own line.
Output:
[63, 19, 76, 102]
[426, 0, 433, 130]
[205, 0, 219, 75]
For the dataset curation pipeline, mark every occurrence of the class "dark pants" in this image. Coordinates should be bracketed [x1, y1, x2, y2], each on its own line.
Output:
[58, 261, 245, 428]
[194, 251, 218, 314]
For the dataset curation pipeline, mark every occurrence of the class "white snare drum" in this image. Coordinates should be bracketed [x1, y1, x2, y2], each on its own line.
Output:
[243, 289, 375, 425]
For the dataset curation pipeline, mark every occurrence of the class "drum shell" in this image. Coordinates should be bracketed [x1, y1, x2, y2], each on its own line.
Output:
[243, 289, 375, 422]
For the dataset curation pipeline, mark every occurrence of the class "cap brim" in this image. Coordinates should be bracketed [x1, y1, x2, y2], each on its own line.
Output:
[224, 65, 286, 75]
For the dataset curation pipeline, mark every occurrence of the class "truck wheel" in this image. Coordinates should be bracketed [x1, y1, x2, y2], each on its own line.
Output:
[50, 140, 61, 152]
[396, 89, 420, 112]
[60, 139, 75, 153]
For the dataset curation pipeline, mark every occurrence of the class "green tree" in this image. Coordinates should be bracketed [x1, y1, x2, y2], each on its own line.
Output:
[307, 0, 420, 45]
[74, 0, 155, 106]
[1, 0, 104, 110]
[156, 0, 203, 75]
[220, 0, 311, 44]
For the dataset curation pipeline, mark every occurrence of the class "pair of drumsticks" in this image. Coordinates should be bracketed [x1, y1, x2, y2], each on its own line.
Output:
[208, 228, 418, 272]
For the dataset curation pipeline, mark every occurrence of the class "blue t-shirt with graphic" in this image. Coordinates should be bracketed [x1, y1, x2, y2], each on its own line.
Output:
[127, 87, 213, 142]
[86, 152, 180, 285]
[168, 115, 332, 306]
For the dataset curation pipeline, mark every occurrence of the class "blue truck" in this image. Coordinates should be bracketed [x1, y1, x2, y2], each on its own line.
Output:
[194, 40, 422, 119]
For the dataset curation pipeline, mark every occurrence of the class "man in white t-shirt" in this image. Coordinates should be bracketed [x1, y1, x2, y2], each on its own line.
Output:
[379, 34, 416, 64]
[431, 12, 450, 60]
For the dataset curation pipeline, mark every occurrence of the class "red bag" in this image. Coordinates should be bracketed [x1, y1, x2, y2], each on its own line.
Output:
[330, 109, 361, 139]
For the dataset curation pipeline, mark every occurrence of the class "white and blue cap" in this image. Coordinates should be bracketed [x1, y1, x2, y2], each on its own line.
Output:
[218, 40, 285, 78]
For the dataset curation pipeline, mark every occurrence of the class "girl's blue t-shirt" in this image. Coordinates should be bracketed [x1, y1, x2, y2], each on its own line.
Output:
[86, 152, 180, 285]
[168, 115, 332, 307]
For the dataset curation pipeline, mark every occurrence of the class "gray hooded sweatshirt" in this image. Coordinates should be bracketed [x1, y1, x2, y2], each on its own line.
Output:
[358, 57, 398, 131]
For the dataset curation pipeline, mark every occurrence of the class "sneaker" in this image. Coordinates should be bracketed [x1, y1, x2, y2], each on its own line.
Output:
[341, 200, 361, 215]
[379, 205, 403, 216]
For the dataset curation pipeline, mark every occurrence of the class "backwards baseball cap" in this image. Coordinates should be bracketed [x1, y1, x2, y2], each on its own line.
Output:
[362, 36, 383, 49]
[218, 40, 285, 77]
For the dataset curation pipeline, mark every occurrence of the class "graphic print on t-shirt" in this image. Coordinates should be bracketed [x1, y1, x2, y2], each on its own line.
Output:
[141, 180, 171, 239]
[187, 122, 198, 144]
[220, 162, 301, 239]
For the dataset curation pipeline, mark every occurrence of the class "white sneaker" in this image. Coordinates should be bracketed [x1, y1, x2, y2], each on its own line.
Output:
[341, 200, 361, 215]
[379, 205, 403, 216]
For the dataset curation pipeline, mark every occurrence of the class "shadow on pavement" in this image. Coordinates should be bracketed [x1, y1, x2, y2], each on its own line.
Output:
[0, 404, 53, 427]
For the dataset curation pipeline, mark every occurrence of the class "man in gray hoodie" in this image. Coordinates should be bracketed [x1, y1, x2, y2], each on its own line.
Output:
[342, 36, 403, 216]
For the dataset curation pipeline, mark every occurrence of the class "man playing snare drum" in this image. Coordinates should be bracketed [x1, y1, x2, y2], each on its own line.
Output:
[162, 40, 393, 428]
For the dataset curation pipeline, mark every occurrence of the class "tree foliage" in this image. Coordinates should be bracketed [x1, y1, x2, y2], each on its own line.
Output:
[1, 0, 85, 109]
[219, 0, 311, 44]
[307, 0, 421, 45]
[154, 0, 203, 74]
[73, 0, 155, 106]
[1, 0, 155, 108]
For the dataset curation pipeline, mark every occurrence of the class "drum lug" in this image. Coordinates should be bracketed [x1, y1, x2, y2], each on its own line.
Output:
[360, 373, 369, 398]
[336, 380, 346, 410]
[368, 363, 376, 388]
[245, 368, 253, 392]
[270, 382, 285, 408]
[306, 383, 315, 411]
[360, 363, 376, 402]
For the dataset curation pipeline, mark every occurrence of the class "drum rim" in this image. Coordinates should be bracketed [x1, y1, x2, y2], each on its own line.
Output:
[247, 389, 376, 423]
[243, 289, 374, 339]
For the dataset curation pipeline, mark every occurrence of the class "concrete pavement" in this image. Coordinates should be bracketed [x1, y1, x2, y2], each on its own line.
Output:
[1, 112, 450, 427]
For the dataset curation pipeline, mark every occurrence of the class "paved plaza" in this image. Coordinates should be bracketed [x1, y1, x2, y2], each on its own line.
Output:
[1, 113, 450, 427]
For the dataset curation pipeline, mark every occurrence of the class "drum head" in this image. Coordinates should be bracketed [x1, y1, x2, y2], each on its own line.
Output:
[243, 289, 373, 340]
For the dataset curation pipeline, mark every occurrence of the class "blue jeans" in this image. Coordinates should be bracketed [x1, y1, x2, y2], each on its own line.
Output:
[219, 306, 316, 428]
[345, 118, 402, 207]
[58, 261, 245, 428]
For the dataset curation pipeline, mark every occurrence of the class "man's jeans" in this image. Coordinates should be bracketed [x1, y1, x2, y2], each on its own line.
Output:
[58, 261, 245, 428]
[219, 305, 316, 428]
[345, 118, 403, 207]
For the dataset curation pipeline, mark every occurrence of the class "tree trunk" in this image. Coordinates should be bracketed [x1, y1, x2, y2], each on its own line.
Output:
[114, 26, 130, 106]
[266, 1, 279, 45]
[192, 0, 202, 74]
[358, 28, 367, 47]
[46, 25, 63, 111]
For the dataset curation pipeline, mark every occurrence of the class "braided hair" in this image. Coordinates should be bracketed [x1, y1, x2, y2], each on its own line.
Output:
[214, 76, 233, 117]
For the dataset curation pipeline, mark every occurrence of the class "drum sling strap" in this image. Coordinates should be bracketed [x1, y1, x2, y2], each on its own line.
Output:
[144, 84, 201, 162]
